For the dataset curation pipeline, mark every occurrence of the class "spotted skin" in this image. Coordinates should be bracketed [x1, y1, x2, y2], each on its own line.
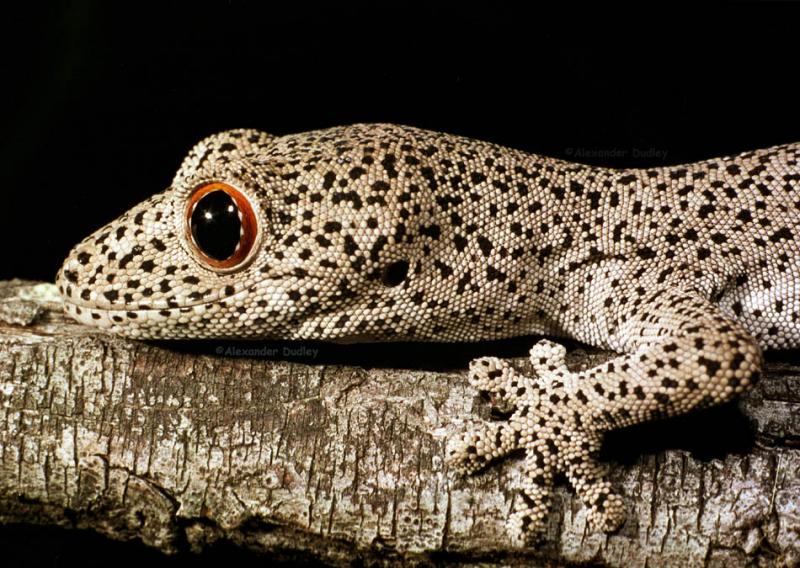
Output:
[57, 124, 799, 542]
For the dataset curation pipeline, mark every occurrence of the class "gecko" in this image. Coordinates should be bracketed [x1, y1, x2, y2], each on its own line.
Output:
[56, 123, 800, 542]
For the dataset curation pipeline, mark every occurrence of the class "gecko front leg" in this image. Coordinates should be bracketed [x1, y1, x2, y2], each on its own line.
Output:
[448, 286, 763, 543]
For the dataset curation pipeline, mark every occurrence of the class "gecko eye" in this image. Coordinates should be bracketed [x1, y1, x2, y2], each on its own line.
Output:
[185, 182, 258, 271]
[381, 260, 409, 287]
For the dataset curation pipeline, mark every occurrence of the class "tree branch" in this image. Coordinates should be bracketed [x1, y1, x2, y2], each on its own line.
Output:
[0, 279, 798, 566]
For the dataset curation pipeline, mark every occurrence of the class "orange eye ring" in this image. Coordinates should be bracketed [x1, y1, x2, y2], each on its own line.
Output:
[185, 182, 259, 271]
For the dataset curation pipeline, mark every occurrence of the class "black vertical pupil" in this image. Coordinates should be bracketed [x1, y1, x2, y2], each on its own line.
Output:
[190, 191, 241, 261]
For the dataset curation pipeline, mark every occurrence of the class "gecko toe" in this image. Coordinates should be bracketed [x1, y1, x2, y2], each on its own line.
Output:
[447, 425, 493, 474]
[448, 414, 527, 474]
[468, 356, 531, 409]
[529, 339, 568, 373]
[508, 470, 553, 545]
[586, 489, 625, 533]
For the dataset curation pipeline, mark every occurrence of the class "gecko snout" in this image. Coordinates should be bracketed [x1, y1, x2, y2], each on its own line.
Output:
[56, 243, 120, 329]
[56, 247, 89, 303]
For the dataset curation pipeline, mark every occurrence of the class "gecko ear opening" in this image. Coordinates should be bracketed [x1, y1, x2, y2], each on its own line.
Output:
[185, 182, 259, 272]
[381, 260, 409, 287]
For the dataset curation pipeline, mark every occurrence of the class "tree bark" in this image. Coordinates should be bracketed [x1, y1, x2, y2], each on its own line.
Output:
[0, 279, 798, 567]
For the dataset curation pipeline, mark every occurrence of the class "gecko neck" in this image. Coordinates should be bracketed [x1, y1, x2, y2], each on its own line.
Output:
[454, 149, 670, 342]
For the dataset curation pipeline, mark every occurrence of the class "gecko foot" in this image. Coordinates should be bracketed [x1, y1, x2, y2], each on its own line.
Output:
[448, 339, 625, 543]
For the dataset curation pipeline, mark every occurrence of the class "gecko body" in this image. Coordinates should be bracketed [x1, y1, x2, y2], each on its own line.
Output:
[57, 124, 800, 541]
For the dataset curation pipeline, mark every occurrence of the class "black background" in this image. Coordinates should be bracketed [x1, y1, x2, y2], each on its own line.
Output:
[2, 2, 798, 566]
[5, 2, 800, 283]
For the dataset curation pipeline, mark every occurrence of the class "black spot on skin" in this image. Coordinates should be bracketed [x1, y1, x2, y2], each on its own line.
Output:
[118, 252, 135, 269]
[770, 227, 793, 242]
[486, 265, 506, 282]
[636, 247, 657, 259]
[470, 171, 486, 184]
[381, 154, 398, 178]
[588, 191, 602, 210]
[698, 356, 721, 377]
[150, 238, 167, 252]
[436, 195, 465, 211]
[332, 191, 363, 209]
[343, 235, 359, 256]
[698, 204, 715, 219]
[434, 259, 453, 278]
[419, 225, 441, 240]
[370, 235, 389, 261]
[372, 180, 390, 192]
[477, 236, 493, 257]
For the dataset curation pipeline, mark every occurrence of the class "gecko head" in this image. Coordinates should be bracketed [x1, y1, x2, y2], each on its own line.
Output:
[57, 124, 523, 342]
